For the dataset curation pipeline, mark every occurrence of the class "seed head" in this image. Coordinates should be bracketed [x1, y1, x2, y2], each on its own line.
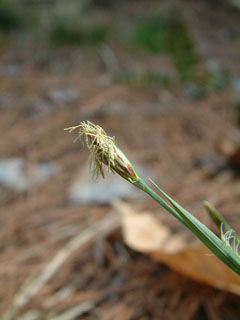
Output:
[65, 121, 139, 182]
[220, 224, 240, 256]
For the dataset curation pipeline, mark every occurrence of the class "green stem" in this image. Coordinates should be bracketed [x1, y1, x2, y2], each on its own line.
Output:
[134, 178, 240, 275]
[135, 178, 187, 226]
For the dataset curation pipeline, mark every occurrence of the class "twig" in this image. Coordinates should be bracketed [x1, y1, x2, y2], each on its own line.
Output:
[49, 302, 95, 320]
[4, 211, 120, 315]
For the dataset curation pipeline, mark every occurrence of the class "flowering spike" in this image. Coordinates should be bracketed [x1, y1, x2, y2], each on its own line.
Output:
[65, 121, 139, 183]
[221, 223, 240, 256]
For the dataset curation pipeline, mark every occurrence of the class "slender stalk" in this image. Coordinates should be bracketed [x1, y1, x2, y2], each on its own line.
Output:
[66, 121, 240, 276]
[135, 179, 186, 225]
[135, 178, 240, 275]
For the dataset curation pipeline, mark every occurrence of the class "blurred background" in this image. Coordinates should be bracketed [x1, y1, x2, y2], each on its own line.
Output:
[1, 0, 240, 319]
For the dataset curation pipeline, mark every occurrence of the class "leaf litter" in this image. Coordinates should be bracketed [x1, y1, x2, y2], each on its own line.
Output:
[1, 2, 240, 320]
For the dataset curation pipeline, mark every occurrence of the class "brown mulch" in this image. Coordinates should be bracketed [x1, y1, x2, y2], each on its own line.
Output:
[1, 1, 240, 319]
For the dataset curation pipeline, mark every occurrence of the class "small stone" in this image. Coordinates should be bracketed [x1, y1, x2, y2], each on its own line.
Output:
[34, 162, 60, 184]
[81, 102, 130, 119]
[68, 164, 149, 205]
[0, 158, 28, 191]
[48, 87, 79, 104]
[232, 78, 240, 92]
[0, 63, 23, 76]
[33, 99, 53, 116]
[0, 158, 60, 191]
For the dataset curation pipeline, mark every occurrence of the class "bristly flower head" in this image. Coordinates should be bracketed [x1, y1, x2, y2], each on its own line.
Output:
[65, 121, 139, 183]
[221, 223, 240, 257]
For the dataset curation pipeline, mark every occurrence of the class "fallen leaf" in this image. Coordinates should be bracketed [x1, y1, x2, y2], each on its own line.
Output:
[114, 201, 240, 296]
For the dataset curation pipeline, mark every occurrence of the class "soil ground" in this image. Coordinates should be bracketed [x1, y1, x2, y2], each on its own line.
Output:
[0, 1, 240, 319]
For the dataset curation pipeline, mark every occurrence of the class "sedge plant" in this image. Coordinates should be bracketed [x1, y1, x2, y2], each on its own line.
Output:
[65, 121, 240, 275]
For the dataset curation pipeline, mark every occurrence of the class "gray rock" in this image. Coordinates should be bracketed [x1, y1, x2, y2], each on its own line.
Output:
[81, 102, 130, 119]
[68, 164, 148, 205]
[48, 87, 79, 104]
[232, 78, 240, 92]
[0, 158, 60, 191]
[35, 162, 60, 184]
[0, 64, 23, 76]
[33, 99, 54, 117]
[0, 95, 16, 110]
[0, 158, 28, 191]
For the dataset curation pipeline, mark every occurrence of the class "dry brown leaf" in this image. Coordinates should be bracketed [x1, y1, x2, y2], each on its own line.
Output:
[113, 201, 240, 296]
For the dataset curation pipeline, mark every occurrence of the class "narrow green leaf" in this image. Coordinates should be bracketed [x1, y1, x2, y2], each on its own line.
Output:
[148, 179, 240, 275]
